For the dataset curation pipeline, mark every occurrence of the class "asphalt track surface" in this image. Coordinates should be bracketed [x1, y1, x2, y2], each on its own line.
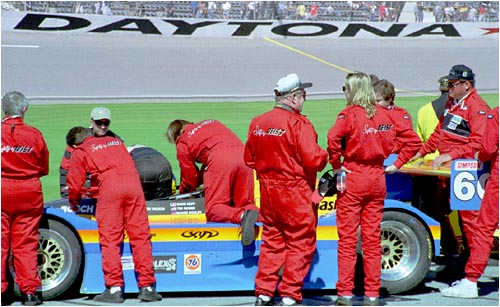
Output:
[2, 26, 499, 306]
[1, 31, 499, 103]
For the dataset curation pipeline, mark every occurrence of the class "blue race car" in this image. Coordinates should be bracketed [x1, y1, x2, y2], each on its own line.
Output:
[9, 155, 449, 300]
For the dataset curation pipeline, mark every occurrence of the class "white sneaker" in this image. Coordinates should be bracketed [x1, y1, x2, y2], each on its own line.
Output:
[440, 278, 478, 298]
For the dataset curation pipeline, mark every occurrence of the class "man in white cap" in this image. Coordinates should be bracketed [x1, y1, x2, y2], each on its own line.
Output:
[59, 107, 121, 198]
[244, 73, 328, 306]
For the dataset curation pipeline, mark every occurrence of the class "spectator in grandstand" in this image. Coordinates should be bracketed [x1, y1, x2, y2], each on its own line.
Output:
[433, 4, 444, 22]
[440, 106, 499, 299]
[190, 1, 198, 17]
[222, 1, 231, 19]
[378, 2, 386, 21]
[247, 1, 257, 20]
[59, 107, 121, 198]
[1, 91, 48, 306]
[166, 119, 259, 246]
[127, 145, 174, 200]
[328, 72, 420, 306]
[165, 2, 175, 17]
[207, 1, 216, 19]
[66, 127, 161, 304]
[296, 2, 306, 20]
[245, 73, 327, 306]
[309, 3, 319, 20]
[410, 64, 491, 279]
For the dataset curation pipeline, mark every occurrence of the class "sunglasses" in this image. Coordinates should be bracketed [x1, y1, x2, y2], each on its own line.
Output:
[448, 81, 466, 88]
[94, 119, 111, 127]
[342, 86, 347, 92]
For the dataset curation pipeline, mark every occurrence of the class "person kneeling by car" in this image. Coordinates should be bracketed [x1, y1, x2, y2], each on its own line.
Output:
[66, 126, 162, 304]
[166, 119, 260, 247]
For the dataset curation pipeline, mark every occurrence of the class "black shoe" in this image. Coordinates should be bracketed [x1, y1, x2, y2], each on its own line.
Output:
[94, 288, 124, 303]
[241, 210, 259, 246]
[363, 297, 379, 306]
[255, 297, 275, 306]
[138, 286, 162, 302]
[336, 296, 353, 306]
[22, 293, 42, 306]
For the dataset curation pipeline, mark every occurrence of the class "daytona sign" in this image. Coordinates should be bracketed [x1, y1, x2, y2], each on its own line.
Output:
[2, 12, 498, 39]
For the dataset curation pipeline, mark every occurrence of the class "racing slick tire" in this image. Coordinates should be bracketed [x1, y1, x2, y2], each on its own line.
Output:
[355, 210, 432, 294]
[379, 211, 432, 294]
[10, 218, 83, 300]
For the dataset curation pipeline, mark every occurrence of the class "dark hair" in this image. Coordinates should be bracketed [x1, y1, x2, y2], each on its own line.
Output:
[373, 79, 395, 102]
[66, 126, 92, 146]
[166, 119, 193, 143]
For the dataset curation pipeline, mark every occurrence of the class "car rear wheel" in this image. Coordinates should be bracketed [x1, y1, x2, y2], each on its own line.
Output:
[10, 218, 83, 300]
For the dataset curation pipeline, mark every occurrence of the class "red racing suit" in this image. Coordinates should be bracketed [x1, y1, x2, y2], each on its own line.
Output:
[244, 105, 328, 302]
[1, 116, 49, 294]
[387, 104, 421, 157]
[327, 105, 420, 298]
[418, 89, 491, 254]
[465, 106, 499, 282]
[67, 136, 155, 288]
[59, 128, 120, 198]
[175, 119, 257, 224]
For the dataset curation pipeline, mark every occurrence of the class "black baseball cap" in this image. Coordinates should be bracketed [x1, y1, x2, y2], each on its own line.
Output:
[442, 64, 475, 81]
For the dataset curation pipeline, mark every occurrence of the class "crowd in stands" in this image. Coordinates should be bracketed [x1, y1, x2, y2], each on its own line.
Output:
[424, 1, 498, 22]
[2, 1, 498, 22]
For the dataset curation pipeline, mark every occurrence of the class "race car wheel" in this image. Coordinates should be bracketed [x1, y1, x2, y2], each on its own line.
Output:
[379, 211, 432, 294]
[10, 219, 83, 300]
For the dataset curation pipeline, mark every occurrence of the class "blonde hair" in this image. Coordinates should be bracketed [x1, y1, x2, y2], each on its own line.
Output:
[166, 119, 193, 143]
[344, 72, 376, 119]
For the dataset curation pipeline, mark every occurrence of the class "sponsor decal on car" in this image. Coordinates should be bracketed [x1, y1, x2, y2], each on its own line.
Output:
[153, 256, 177, 273]
[184, 254, 201, 275]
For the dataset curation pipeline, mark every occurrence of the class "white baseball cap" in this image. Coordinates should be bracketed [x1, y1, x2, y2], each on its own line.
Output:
[90, 107, 111, 120]
[274, 73, 312, 96]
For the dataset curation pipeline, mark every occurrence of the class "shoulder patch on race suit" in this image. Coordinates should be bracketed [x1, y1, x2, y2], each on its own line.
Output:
[187, 120, 215, 138]
[442, 112, 471, 138]
[337, 115, 345, 119]
[478, 110, 487, 115]
[1, 145, 34, 154]
[487, 114, 494, 119]
[378, 124, 393, 132]
[266, 128, 286, 136]
[403, 114, 411, 120]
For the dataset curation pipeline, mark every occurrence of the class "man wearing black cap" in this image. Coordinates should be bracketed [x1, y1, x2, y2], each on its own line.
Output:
[244, 73, 328, 306]
[411, 64, 491, 277]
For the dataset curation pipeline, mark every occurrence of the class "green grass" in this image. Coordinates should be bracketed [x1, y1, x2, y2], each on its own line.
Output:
[25, 94, 498, 202]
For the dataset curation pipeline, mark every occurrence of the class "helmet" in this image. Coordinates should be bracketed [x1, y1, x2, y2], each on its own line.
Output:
[311, 170, 338, 203]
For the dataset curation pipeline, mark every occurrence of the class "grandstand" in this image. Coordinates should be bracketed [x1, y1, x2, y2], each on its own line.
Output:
[2, 1, 498, 22]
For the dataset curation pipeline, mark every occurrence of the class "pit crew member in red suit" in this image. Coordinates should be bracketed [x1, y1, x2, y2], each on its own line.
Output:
[244, 73, 328, 306]
[66, 127, 161, 303]
[166, 119, 259, 246]
[410, 65, 491, 274]
[441, 106, 499, 298]
[328, 72, 420, 306]
[372, 79, 422, 156]
[59, 107, 121, 197]
[1, 91, 49, 306]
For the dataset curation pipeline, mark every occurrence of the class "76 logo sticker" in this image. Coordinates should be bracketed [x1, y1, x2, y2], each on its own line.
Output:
[184, 254, 202, 274]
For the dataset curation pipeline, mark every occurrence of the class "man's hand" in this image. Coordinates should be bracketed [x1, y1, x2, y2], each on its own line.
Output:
[408, 152, 422, 163]
[432, 154, 452, 169]
[385, 164, 398, 174]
